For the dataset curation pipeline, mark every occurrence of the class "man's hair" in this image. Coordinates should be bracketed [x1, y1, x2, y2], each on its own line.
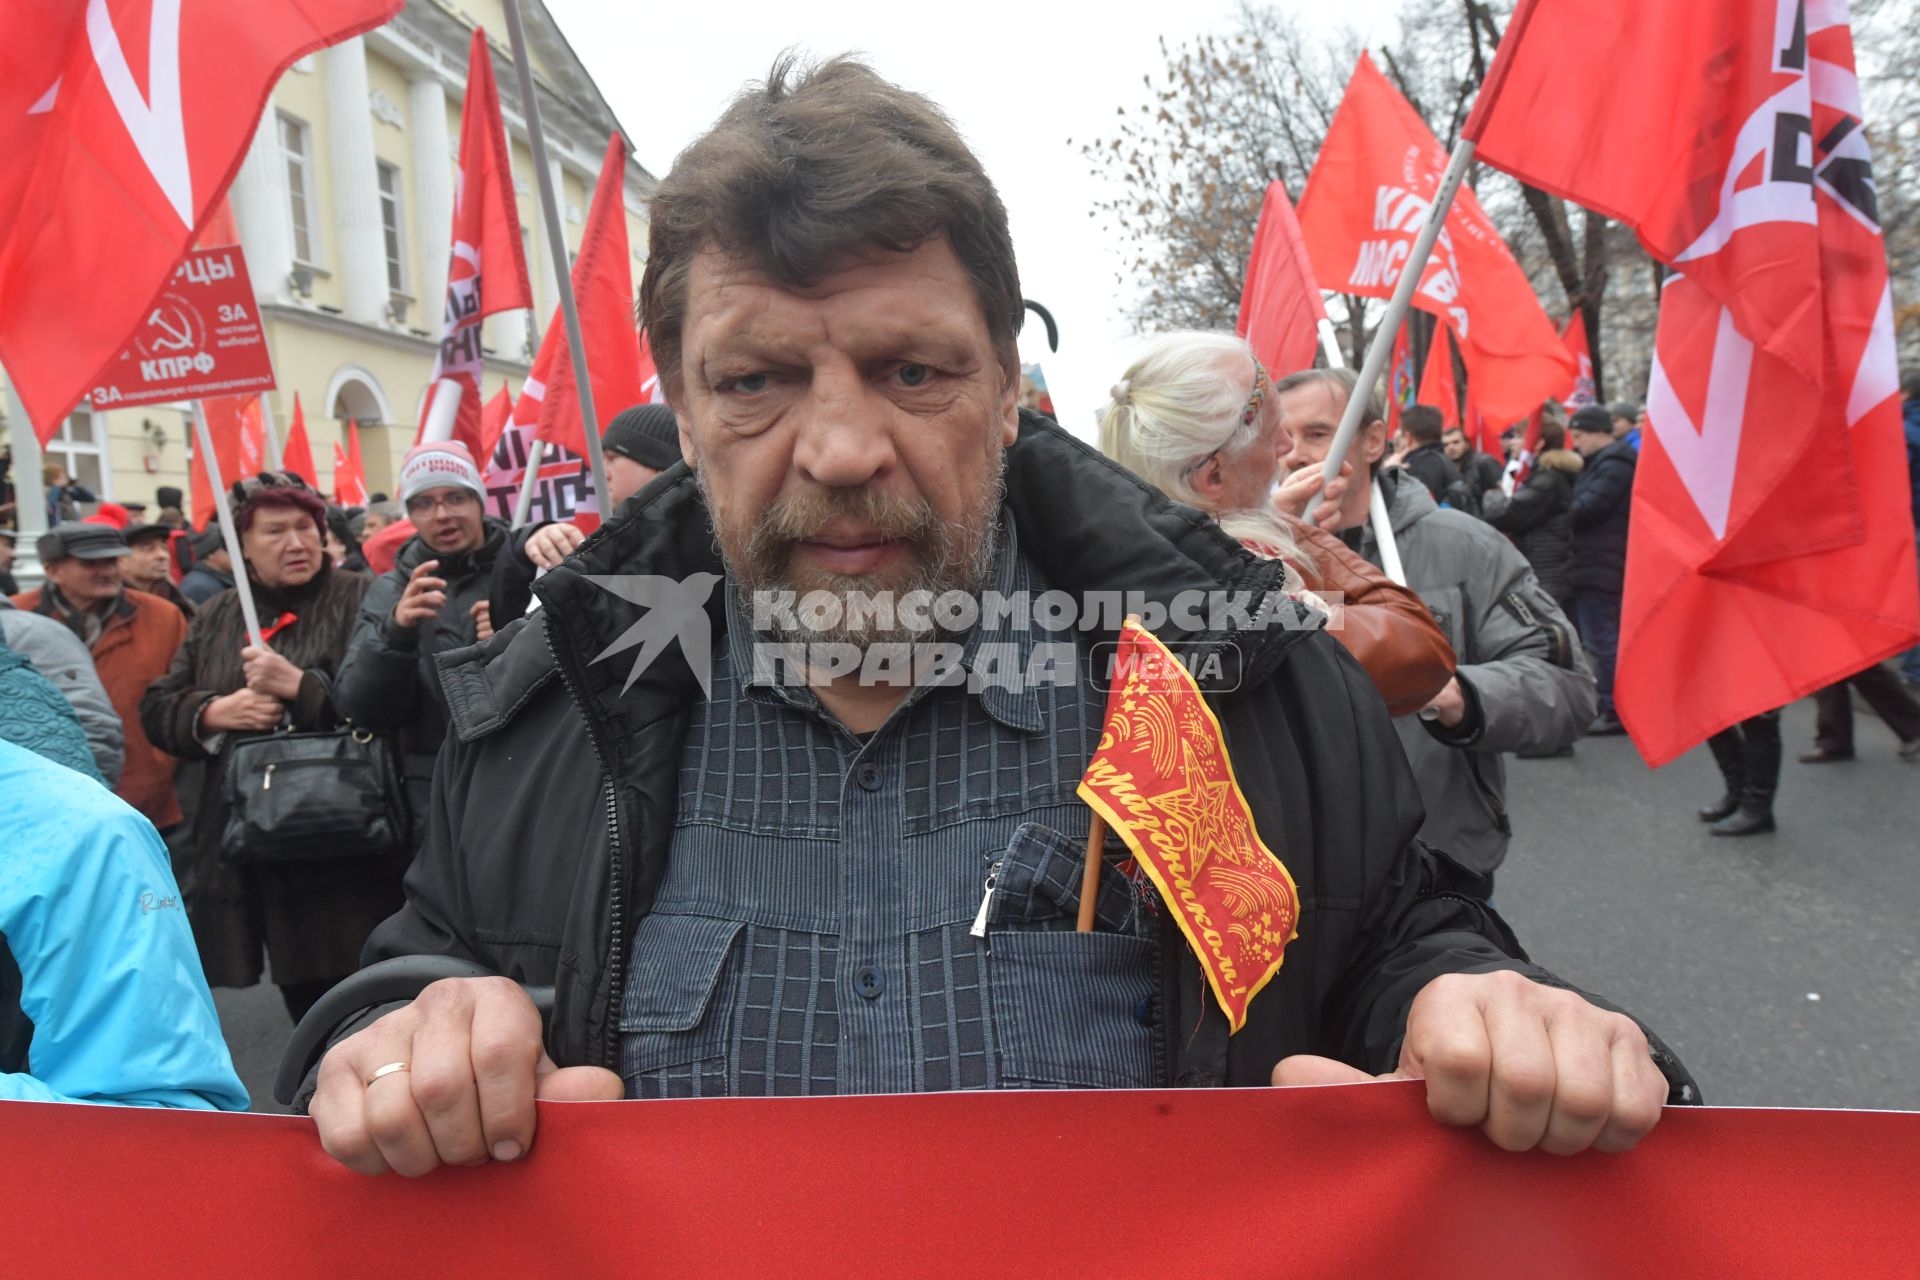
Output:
[1901, 367, 1920, 400]
[1402, 404, 1445, 443]
[1273, 366, 1384, 426]
[1538, 419, 1567, 452]
[641, 54, 1022, 403]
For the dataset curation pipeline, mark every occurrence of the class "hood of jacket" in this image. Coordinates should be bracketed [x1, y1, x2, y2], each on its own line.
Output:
[395, 516, 509, 583]
[1537, 448, 1584, 475]
[1376, 466, 1441, 537]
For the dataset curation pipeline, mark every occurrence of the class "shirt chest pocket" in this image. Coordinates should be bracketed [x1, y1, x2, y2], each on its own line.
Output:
[618, 913, 744, 1096]
[984, 822, 1157, 1090]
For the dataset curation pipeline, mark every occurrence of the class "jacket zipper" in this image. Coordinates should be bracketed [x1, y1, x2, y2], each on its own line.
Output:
[543, 623, 627, 1071]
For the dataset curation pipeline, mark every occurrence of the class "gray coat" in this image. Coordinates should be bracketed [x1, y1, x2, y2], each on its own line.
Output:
[334, 519, 508, 824]
[1349, 469, 1596, 873]
[0, 600, 123, 785]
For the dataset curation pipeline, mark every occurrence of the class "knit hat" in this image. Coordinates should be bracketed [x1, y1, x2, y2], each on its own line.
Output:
[1569, 405, 1614, 436]
[399, 441, 485, 504]
[601, 404, 682, 471]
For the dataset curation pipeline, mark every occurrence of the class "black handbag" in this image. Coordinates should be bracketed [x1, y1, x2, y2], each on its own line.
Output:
[218, 722, 409, 864]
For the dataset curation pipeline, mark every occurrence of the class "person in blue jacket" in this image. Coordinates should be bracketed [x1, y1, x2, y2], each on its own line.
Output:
[0, 738, 248, 1109]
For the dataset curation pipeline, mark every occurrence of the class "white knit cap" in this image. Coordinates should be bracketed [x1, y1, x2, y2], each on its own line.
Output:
[399, 441, 485, 504]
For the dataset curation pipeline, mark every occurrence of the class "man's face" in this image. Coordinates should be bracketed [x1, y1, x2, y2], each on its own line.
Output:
[674, 237, 1017, 646]
[123, 535, 170, 590]
[1611, 415, 1633, 439]
[45, 555, 122, 607]
[604, 453, 661, 509]
[1571, 427, 1609, 457]
[1442, 428, 1469, 461]
[406, 487, 484, 555]
[1276, 379, 1384, 532]
[361, 510, 390, 536]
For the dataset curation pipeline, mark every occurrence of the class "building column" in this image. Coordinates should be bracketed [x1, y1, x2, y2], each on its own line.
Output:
[231, 109, 295, 304]
[323, 36, 389, 326]
[408, 74, 453, 328]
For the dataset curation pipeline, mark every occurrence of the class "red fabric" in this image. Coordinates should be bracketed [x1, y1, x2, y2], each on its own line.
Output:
[331, 418, 368, 507]
[360, 516, 413, 576]
[3, 1089, 1916, 1274]
[477, 382, 515, 472]
[534, 133, 644, 461]
[1561, 311, 1597, 409]
[1236, 180, 1326, 378]
[1470, 0, 1920, 765]
[188, 393, 261, 528]
[1297, 53, 1572, 424]
[0, 0, 399, 440]
[1385, 321, 1414, 431]
[1415, 324, 1460, 429]
[418, 26, 532, 462]
[281, 393, 318, 488]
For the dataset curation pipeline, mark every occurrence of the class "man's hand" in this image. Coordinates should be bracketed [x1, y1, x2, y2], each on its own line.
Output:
[1420, 676, 1467, 728]
[524, 521, 586, 570]
[469, 599, 494, 643]
[241, 645, 304, 701]
[1270, 970, 1666, 1155]
[311, 977, 624, 1177]
[199, 687, 283, 734]
[1273, 460, 1350, 526]
[392, 560, 448, 630]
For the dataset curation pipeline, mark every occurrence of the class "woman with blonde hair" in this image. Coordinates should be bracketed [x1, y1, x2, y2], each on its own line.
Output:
[1100, 331, 1455, 716]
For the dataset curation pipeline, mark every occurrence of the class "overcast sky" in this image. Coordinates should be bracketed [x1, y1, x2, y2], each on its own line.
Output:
[545, 0, 1403, 441]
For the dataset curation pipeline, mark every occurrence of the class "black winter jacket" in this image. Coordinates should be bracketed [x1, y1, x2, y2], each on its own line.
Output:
[334, 518, 509, 822]
[1480, 449, 1582, 608]
[1402, 442, 1463, 506]
[294, 413, 1694, 1101]
[1569, 440, 1637, 594]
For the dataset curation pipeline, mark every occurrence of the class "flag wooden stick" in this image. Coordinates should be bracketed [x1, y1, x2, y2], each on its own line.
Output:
[1313, 314, 1408, 585]
[511, 437, 545, 529]
[191, 401, 266, 652]
[1312, 137, 1479, 519]
[1076, 809, 1108, 933]
[500, 0, 610, 519]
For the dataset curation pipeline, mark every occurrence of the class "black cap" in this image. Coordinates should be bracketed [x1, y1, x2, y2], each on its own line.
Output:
[155, 486, 184, 510]
[601, 404, 682, 471]
[124, 522, 172, 546]
[1569, 405, 1614, 436]
[37, 522, 131, 563]
[192, 525, 225, 559]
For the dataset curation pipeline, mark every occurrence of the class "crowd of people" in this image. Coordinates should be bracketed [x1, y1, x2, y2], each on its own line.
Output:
[6, 52, 1917, 1179]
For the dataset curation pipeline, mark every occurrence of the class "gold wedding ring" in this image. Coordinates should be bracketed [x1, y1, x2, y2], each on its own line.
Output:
[367, 1061, 412, 1086]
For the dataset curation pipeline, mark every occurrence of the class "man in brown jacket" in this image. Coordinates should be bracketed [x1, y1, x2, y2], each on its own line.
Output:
[13, 523, 186, 830]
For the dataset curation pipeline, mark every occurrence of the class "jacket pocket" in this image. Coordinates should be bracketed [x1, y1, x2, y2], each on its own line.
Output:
[618, 913, 744, 1094]
[985, 822, 1155, 1089]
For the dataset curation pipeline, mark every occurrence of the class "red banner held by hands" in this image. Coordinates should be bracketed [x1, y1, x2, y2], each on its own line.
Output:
[4, 1089, 1916, 1275]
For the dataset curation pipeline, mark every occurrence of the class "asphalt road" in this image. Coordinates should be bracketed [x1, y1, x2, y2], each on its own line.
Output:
[213, 694, 1920, 1115]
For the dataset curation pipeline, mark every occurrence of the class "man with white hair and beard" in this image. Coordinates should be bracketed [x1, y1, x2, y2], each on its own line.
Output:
[294, 56, 1693, 1177]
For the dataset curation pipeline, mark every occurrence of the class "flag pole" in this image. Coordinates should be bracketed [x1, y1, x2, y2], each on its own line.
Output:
[1314, 138, 1479, 512]
[500, 0, 610, 518]
[3, 373, 49, 591]
[259, 395, 285, 470]
[1313, 318, 1408, 585]
[191, 401, 266, 651]
[511, 437, 545, 529]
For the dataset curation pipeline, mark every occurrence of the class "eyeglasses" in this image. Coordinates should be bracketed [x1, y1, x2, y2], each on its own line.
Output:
[405, 491, 480, 518]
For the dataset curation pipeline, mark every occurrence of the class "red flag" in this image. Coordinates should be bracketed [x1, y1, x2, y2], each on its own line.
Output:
[187, 394, 261, 528]
[477, 382, 515, 471]
[1236, 181, 1326, 377]
[534, 134, 644, 461]
[333, 420, 369, 507]
[0, 0, 400, 440]
[1561, 312, 1597, 409]
[1468, 0, 1919, 766]
[419, 26, 533, 460]
[1297, 53, 1573, 424]
[281, 394, 317, 487]
[1415, 325, 1460, 429]
[1384, 322, 1415, 432]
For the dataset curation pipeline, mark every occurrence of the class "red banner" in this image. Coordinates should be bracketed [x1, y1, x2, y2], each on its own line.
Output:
[1236, 180, 1326, 378]
[4, 1089, 1916, 1275]
[1417, 323, 1460, 429]
[88, 246, 276, 410]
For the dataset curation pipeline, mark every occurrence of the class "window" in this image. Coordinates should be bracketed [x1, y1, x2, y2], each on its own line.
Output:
[279, 111, 317, 265]
[45, 407, 109, 501]
[376, 160, 408, 298]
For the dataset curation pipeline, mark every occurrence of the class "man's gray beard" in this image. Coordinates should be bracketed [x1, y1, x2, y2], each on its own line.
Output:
[698, 458, 1004, 651]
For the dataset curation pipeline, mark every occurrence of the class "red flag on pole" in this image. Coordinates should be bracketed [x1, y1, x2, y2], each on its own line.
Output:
[477, 382, 515, 470]
[1415, 325, 1460, 429]
[533, 133, 644, 460]
[1384, 322, 1415, 432]
[0, 0, 400, 440]
[332, 419, 369, 506]
[282, 394, 317, 487]
[418, 26, 533, 459]
[1236, 181, 1326, 378]
[1467, 0, 1920, 765]
[1561, 312, 1598, 410]
[188, 394, 262, 528]
[1297, 53, 1572, 424]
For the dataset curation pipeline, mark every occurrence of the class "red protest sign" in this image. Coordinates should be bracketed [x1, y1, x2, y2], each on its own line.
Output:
[88, 246, 275, 410]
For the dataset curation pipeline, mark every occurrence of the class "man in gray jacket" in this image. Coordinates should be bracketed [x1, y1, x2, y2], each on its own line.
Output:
[1274, 369, 1595, 883]
[0, 598, 123, 785]
[335, 441, 507, 835]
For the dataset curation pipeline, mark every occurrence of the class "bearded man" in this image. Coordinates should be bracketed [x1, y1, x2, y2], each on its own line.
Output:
[295, 56, 1693, 1176]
